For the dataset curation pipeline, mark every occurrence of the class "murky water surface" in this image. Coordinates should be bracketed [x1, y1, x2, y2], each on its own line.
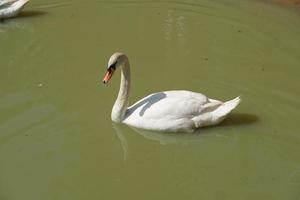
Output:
[1, 0, 300, 199]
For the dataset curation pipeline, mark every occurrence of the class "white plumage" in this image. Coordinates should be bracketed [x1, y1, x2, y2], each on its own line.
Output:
[0, 0, 29, 20]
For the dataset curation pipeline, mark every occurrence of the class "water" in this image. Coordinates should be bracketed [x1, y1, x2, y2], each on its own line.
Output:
[1, 0, 300, 199]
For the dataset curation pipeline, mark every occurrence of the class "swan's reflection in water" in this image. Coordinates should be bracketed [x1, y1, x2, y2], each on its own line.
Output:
[0, 20, 24, 32]
[112, 113, 258, 161]
[112, 123, 208, 161]
[112, 123, 130, 161]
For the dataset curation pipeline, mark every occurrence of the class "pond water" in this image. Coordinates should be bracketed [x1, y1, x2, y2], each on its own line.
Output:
[1, 0, 300, 199]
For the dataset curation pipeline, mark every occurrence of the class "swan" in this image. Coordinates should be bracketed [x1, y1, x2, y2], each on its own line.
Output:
[0, 0, 29, 20]
[102, 52, 241, 132]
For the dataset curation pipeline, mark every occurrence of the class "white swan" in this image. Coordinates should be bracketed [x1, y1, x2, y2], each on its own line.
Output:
[102, 52, 241, 132]
[0, 0, 29, 20]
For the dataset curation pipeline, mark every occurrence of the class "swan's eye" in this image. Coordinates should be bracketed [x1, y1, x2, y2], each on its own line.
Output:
[109, 61, 117, 70]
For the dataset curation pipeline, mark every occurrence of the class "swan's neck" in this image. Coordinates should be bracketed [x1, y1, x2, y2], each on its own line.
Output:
[111, 60, 130, 123]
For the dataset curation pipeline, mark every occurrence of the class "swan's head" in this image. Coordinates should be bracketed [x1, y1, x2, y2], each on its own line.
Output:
[102, 52, 127, 84]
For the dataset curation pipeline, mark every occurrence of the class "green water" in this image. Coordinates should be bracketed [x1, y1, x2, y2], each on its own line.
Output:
[1, 0, 300, 199]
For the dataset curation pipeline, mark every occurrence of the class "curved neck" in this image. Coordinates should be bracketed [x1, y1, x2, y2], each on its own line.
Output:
[111, 59, 130, 122]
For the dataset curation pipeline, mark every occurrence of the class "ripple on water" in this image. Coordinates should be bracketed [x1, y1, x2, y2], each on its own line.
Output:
[0, 91, 54, 145]
[290, 170, 300, 185]
[29, 0, 72, 9]
[95, 0, 217, 16]
[0, 21, 26, 33]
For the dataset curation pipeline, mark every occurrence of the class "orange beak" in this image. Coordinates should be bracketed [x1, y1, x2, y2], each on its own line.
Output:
[102, 68, 114, 84]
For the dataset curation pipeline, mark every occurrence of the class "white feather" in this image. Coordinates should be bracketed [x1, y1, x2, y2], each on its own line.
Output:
[0, 0, 29, 19]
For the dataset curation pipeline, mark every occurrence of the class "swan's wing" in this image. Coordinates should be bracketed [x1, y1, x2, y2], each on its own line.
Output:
[126, 90, 216, 120]
[0, 0, 17, 8]
[0, 0, 28, 18]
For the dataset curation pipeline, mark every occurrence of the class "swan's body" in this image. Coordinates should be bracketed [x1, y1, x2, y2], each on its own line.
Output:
[0, 0, 29, 20]
[103, 52, 241, 132]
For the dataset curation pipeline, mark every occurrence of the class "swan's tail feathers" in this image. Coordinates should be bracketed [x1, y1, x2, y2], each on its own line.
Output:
[193, 96, 241, 128]
[212, 96, 241, 120]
